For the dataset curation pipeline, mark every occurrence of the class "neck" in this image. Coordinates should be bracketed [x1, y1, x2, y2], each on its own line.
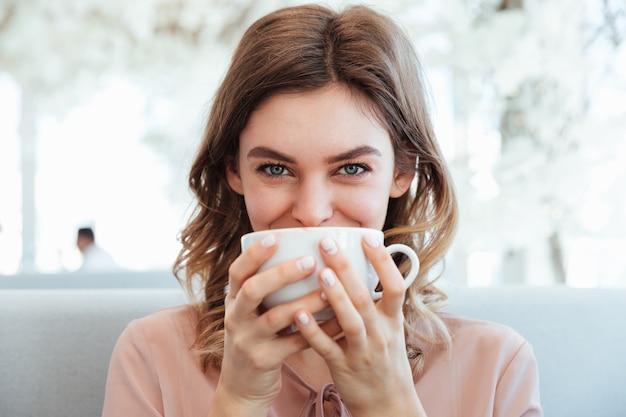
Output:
[286, 348, 332, 391]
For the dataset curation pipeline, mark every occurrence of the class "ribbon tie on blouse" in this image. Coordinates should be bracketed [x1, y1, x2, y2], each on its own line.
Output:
[303, 383, 351, 417]
[283, 365, 352, 417]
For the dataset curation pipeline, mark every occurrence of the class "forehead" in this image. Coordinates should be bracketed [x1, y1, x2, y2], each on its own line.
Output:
[254, 84, 385, 122]
[240, 85, 391, 152]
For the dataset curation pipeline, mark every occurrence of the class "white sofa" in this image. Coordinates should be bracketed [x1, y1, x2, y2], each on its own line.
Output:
[1, 271, 625, 417]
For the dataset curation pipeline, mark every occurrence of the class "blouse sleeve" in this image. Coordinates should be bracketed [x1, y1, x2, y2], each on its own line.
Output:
[494, 340, 543, 417]
[101, 320, 164, 417]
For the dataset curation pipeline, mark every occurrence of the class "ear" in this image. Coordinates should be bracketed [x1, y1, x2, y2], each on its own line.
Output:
[226, 162, 245, 195]
[390, 170, 414, 198]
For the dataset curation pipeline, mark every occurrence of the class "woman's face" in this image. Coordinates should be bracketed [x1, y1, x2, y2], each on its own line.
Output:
[227, 84, 413, 231]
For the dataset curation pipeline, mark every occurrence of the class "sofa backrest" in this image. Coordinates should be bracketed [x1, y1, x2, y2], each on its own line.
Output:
[444, 285, 626, 417]
[1, 273, 625, 417]
[0, 287, 186, 417]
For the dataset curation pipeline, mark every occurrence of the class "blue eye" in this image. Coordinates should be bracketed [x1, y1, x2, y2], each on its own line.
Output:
[261, 164, 289, 176]
[338, 164, 366, 175]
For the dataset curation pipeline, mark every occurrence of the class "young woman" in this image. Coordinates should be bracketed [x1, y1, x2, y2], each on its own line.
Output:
[102, 4, 542, 416]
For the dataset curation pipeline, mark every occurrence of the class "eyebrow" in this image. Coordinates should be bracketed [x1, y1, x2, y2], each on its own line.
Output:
[247, 147, 296, 163]
[246, 145, 382, 164]
[325, 146, 382, 164]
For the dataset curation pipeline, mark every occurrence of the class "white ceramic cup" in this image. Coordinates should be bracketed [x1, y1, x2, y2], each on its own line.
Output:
[240, 227, 420, 320]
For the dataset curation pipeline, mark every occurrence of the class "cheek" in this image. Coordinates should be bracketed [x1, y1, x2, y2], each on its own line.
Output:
[242, 188, 291, 230]
[338, 187, 391, 228]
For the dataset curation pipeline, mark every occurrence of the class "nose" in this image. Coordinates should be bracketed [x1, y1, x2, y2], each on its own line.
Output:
[291, 177, 334, 227]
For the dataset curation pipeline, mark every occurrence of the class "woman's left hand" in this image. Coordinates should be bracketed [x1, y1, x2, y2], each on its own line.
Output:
[294, 235, 427, 417]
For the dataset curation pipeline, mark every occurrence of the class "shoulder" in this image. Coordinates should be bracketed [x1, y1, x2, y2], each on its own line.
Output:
[134, 303, 198, 331]
[440, 312, 536, 369]
[116, 304, 198, 354]
[444, 313, 526, 346]
[104, 304, 212, 416]
[415, 315, 542, 415]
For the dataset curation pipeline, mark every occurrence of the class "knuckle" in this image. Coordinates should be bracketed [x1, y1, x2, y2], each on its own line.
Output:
[275, 262, 291, 279]
[238, 279, 258, 302]
[316, 344, 335, 358]
[351, 292, 372, 310]
[227, 263, 242, 284]
[341, 320, 364, 338]
[333, 256, 352, 272]
[385, 278, 406, 297]
[263, 307, 284, 329]
[370, 246, 390, 264]
[223, 310, 236, 331]
[274, 259, 304, 285]
[387, 267, 410, 292]
[329, 257, 352, 276]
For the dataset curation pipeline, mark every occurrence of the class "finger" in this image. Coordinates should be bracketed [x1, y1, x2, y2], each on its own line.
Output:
[231, 255, 317, 320]
[228, 233, 279, 298]
[294, 310, 344, 362]
[260, 289, 330, 335]
[361, 235, 407, 317]
[230, 297, 338, 366]
[319, 317, 344, 340]
[318, 237, 377, 322]
[317, 267, 369, 349]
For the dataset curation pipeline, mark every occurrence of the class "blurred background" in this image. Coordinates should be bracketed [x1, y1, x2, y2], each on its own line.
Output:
[1, 0, 624, 286]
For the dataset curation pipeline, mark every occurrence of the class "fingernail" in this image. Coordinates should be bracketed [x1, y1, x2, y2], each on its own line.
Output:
[321, 237, 338, 255]
[297, 312, 310, 325]
[321, 268, 336, 287]
[320, 291, 328, 301]
[364, 232, 381, 248]
[261, 234, 276, 248]
[297, 256, 315, 271]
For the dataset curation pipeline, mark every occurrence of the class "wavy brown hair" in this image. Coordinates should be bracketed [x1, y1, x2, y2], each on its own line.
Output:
[173, 4, 458, 377]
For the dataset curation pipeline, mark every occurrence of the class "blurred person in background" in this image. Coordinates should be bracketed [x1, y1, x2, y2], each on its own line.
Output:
[76, 227, 120, 272]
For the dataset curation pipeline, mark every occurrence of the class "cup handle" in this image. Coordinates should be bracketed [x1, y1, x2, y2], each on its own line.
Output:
[371, 244, 420, 300]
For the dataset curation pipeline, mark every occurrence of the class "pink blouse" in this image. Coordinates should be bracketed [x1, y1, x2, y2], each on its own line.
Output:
[101, 305, 542, 416]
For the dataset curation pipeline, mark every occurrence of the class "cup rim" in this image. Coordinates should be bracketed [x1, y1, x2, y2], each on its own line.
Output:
[242, 226, 383, 237]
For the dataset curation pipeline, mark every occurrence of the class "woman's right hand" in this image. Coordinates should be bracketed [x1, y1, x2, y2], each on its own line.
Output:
[209, 233, 328, 416]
